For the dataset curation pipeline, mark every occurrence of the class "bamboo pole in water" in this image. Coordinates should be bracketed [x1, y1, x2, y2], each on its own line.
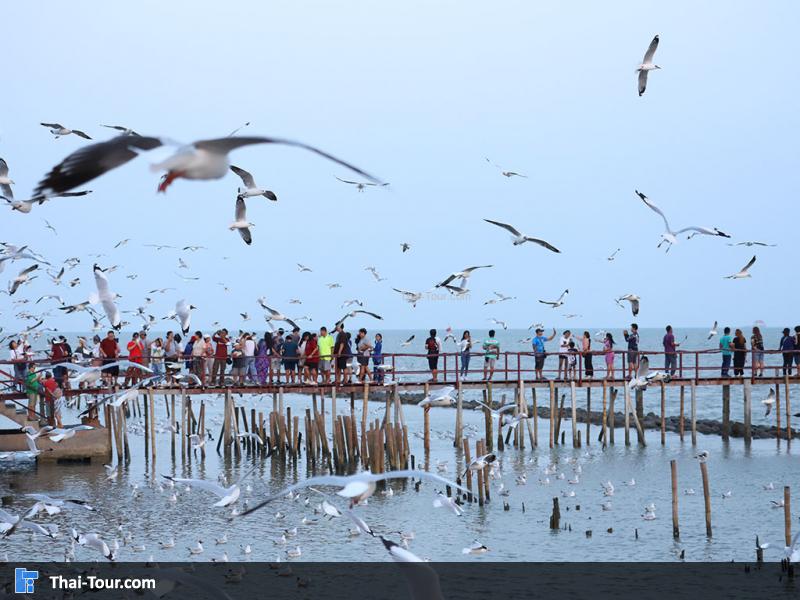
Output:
[601, 381, 607, 447]
[608, 386, 616, 445]
[476, 439, 485, 507]
[691, 383, 697, 446]
[570, 382, 578, 448]
[660, 382, 666, 446]
[775, 383, 781, 444]
[700, 461, 712, 537]
[671, 459, 679, 539]
[454, 382, 463, 448]
[624, 384, 631, 446]
[743, 379, 752, 445]
[722, 384, 730, 442]
[531, 386, 538, 447]
[585, 387, 591, 446]
[784, 486, 792, 547]
[548, 380, 555, 448]
[198, 401, 206, 460]
[784, 375, 792, 441]
[423, 382, 430, 453]
[170, 395, 176, 459]
[679, 386, 685, 441]
[149, 388, 156, 464]
[143, 391, 149, 460]
[462, 437, 473, 503]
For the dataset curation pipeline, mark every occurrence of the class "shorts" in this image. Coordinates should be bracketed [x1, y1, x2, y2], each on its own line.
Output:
[484, 357, 496, 369]
[104, 359, 120, 378]
[627, 350, 638, 364]
[427, 355, 439, 370]
[319, 359, 331, 372]
[306, 362, 319, 370]
[231, 367, 243, 377]
[284, 361, 297, 372]
[754, 351, 764, 364]
[535, 355, 546, 370]
[357, 356, 369, 367]
[336, 357, 349, 370]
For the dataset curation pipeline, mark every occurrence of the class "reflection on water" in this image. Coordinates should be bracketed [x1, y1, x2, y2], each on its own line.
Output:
[0, 388, 796, 562]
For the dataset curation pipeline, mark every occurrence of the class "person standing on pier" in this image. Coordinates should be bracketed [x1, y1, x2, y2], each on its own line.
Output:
[663, 325, 679, 376]
[533, 327, 556, 380]
[623, 324, 639, 379]
[795, 326, 800, 375]
[779, 328, 795, 376]
[191, 331, 206, 385]
[243, 332, 257, 384]
[732, 329, 747, 377]
[425, 329, 441, 383]
[8, 340, 27, 392]
[356, 328, 373, 383]
[24, 363, 40, 421]
[483, 329, 500, 381]
[124, 332, 143, 387]
[281, 332, 300, 384]
[304, 332, 319, 384]
[458, 331, 472, 379]
[334, 328, 352, 385]
[372, 333, 383, 384]
[317, 327, 334, 384]
[557, 330, 572, 380]
[211, 329, 229, 386]
[582, 331, 593, 378]
[719, 327, 733, 377]
[256, 332, 272, 385]
[603, 332, 616, 380]
[271, 329, 285, 384]
[751, 326, 765, 377]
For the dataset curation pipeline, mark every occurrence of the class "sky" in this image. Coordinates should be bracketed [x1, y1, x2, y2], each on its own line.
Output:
[1, 0, 798, 335]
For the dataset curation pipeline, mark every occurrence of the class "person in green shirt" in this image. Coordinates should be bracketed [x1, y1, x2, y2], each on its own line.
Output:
[719, 326, 733, 377]
[317, 327, 335, 384]
[482, 330, 500, 381]
[25, 364, 41, 421]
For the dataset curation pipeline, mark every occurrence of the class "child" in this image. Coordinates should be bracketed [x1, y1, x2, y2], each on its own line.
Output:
[567, 340, 579, 380]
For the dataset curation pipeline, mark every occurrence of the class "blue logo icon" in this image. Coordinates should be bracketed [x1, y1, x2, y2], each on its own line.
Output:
[15, 568, 38, 594]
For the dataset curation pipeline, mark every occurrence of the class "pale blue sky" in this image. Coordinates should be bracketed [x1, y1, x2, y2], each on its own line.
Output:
[2, 0, 797, 334]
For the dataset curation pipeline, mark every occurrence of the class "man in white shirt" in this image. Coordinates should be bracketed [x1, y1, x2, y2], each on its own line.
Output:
[243, 333, 257, 384]
[557, 330, 572, 380]
[191, 331, 206, 385]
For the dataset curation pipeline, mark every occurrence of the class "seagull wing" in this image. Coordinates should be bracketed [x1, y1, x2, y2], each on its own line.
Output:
[239, 227, 252, 245]
[335, 176, 359, 185]
[635, 190, 671, 232]
[637, 356, 650, 379]
[484, 219, 521, 237]
[523, 237, 561, 253]
[162, 476, 229, 498]
[643, 35, 659, 63]
[740, 255, 756, 273]
[353, 310, 383, 320]
[71, 130, 92, 140]
[230, 165, 256, 188]
[34, 135, 164, 196]
[638, 70, 649, 96]
[40, 122, 63, 129]
[235, 196, 247, 221]
[193, 136, 381, 183]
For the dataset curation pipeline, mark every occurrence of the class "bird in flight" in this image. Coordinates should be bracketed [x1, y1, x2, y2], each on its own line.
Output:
[724, 256, 756, 279]
[483, 219, 560, 252]
[335, 176, 389, 191]
[40, 122, 92, 139]
[485, 158, 527, 178]
[636, 35, 661, 96]
[539, 289, 569, 308]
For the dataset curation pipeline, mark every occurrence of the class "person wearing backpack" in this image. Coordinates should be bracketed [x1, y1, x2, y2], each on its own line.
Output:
[425, 329, 442, 383]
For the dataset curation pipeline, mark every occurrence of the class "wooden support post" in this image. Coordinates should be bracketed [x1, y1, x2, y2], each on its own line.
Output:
[775, 383, 781, 444]
[785, 375, 792, 441]
[423, 383, 430, 453]
[624, 384, 631, 446]
[462, 438, 473, 503]
[635, 388, 644, 422]
[181, 392, 187, 459]
[549, 497, 560, 530]
[149, 388, 156, 465]
[198, 401, 206, 460]
[700, 461, 712, 537]
[671, 459, 679, 539]
[601, 381, 607, 447]
[485, 383, 494, 451]
[143, 391, 149, 460]
[362, 384, 369, 461]
[104, 405, 112, 456]
[476, 440, 485, 506]
[660, 382, 666, 446]
[784, 486, 792, 547]
[531, 386, 538, 447]
[679, 386, 685, 441]
[743, 379, 752, 445]
[454, 382, 463, 448]
[222, 389, 232, 452]
[691, 382, 697, 446]
[170, 395, 176, 458]
[608, 386, 616, 445]
[570, 382, 578, 448]
[549, 380, 555, 448]
[585, 387, 591, 446]
[722, 384, 730, 442]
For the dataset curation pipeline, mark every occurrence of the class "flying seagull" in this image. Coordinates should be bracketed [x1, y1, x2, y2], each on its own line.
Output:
[483, 219, 560, 252]
[635, 190, 730, 251]
[393, 289, 423, 307]
[400, 243, 411, 253]
[297, 263, 312, 272]
[616, 294, 640, 316]
[161, 469, 254, 508]
[727, 241, 776, 247]
[230, 165, 277, 201]
[100, 124, 140, 136]
[335, 310, 383, 328]
[34, 134, 381, 197]
[724, 256, 756, 279]
[607, 248, 621, 261]
[174, 299, 196, 334]
[636, 35, 661, 96]
[8, 264, 38, 295]
[436, 265, 492, 288]
[707, 321, 718, 340]
[485, 158, 527, 178]
[539, 289, 569, 308]
[230, 197, 254, 245]
[335, 176, 389, 191]
[91, 264, 121, 330]
[762, 388, 775, 417]
[0, 158, 14, 199]
[40, 122, 92, 139]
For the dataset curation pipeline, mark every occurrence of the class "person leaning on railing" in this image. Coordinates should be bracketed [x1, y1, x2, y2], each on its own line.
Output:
[779, 328, 795, 376]
[24, 363, 41, 421]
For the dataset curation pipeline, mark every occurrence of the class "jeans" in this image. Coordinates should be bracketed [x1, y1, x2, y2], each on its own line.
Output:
[584, 353, 593, 377]
[664, 354, 678, 376]
[244, 356, 258, 382]
[783, 354, 794, 376]
[721, 354, 731, 377]
[460, 352, 471, 377]
[151, 362, 164, 377]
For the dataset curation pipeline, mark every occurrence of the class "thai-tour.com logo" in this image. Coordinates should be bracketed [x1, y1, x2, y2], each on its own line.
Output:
[14, 568, 38, 594]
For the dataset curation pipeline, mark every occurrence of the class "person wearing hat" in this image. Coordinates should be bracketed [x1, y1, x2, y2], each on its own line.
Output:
[532, 327, 557, 380]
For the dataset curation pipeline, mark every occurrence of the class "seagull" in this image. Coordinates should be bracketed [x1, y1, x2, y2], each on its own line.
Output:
[616, 294, 640, 317]
[100, 124, 140, 136]
[161, 469, 253, 507]
[230, 165, 277, 201]
[34, 134, 381, 197]
[762, 389, 775, 417]
[326, 283, 341, 289]
[727, 241, 776, 247]
[188, 540, 204, 555]
[400, 334, 415, 347]
[539, 289, 568, 308]
[297, 263, 312, 272]
[335, 176, 389, 191]
[419, 386, 456, 408]
[694, 450, 709, 462]
[91, 264, 121, 330]
[0, 158, 14, 199]
[8, 264, 39, 295]
[335, 310, 383, 328]
[365, 266, 387, 282]
[380, 536, 426, 563]
[393, 288, 423, 308]
[724, 256, 756, 279]
[239, 470, 467, 515]
[483, 219, 560, 252]
[40, 122, 92, 139]
[24, 494, 94, 512]
[635, 190, 730, 251]
[48, 425, 94, 443]
[174, 299, 196, 335]
[114, 238, 130, 249]
[628, 357, 652, 391]
[258, 301, 299, 329]
[436, 265, 492, 288]
[483, 291, 515, 306]
[607, 248, 621, 261]
[74, 532, 115, 560]
[64, 361, 152, 386]
[341, 299, 364, 308]
[432, 491, 463, 516]
[462, 453, 496, 476]
[462, 541, 490, 555]
[485, 158, 526, 178]
[400, 242, 411, 253]
[488, 318, 508, 330]
[636, 35, 661, 96]
[786, 532, 800, 563]
[230, 197, 254, 245]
